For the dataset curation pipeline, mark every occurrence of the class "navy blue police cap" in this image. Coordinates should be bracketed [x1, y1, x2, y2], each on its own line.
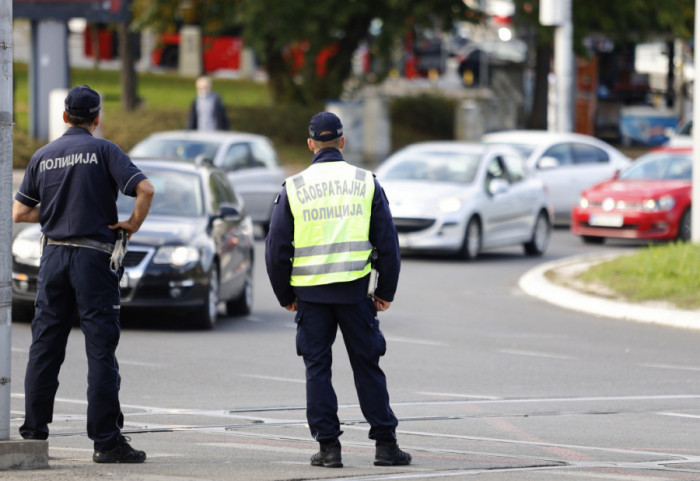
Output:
[309, 111, 343, 141]
[64, 85, 101, 117]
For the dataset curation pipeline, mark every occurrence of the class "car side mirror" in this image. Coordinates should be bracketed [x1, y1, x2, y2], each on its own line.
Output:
[218, 204, 241, 221]
[488, 178, 509, 196]
[195, 154, 214, 167]
[537, 156, 560, 170]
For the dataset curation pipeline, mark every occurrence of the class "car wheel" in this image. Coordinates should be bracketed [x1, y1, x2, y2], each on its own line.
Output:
[677, 208, 691, 242]
[195, 264, 219, 329]
[226, 266, 253, 316]
[523, 210, 551, 256]
[459, 216, 481, 260]
[581, 235, 605, 245]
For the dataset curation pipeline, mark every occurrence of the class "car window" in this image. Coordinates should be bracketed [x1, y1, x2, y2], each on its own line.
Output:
[620, 153, 692, 180]
[572, 143, 609, 165]
[381, 151, 480, 183]
[486, 156, 509, 190]
[130, 139, 220, 160]
[250, 140, 279, 168]
[542, 143, 574, 166]
[221, 143, 251, 171]
[117, 169, 203, 217]
[502, 154, 527, 182]
[209, 171, 237, 212]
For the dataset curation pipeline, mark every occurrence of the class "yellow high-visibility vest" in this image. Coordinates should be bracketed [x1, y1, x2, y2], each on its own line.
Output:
[286, 161, 375, 286]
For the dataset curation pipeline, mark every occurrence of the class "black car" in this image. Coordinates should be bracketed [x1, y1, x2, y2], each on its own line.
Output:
[12, 159, 255, 329]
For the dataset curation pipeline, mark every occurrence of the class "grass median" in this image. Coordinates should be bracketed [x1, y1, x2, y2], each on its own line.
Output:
[579, 242, 700, 310]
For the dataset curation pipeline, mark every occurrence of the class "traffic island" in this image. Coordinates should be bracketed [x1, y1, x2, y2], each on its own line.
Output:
[0, 439, 49, 470]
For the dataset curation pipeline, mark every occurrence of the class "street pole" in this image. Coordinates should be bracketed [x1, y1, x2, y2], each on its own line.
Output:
[693, 0, 700, 243]
[0, 0, 14, 441]
[540, 0, 574, 132]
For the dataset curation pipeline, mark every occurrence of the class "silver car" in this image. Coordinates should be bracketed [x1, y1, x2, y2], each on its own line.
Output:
[482, 130, 631, 224]
[130, 130, 286, 234]
[375, 142, 552, 259]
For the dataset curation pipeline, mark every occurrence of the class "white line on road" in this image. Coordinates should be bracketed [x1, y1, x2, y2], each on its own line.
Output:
[500, 349, 574, 360]
[237, 374, 305, 384]
[640, 363, 700, 372]
[657, 412, 700, 420]
[415, 392, 500, 400]
[384, 336, 447, 346]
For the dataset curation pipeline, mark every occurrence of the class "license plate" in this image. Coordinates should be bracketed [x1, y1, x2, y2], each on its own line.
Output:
[589, 214, 624, 227]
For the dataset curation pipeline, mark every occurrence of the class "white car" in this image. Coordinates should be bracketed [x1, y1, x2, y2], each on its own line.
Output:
[375, 142, 552, 259]
[481, 130, 631, 223]
[130, 130, 286, 234]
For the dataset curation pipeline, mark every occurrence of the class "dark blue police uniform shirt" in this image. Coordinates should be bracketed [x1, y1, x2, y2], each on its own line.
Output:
[15, 126, 147, 243]
[265, 147, 401, 306]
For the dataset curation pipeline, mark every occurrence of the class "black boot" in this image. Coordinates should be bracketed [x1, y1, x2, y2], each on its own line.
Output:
[310, 440, 342, 468]
[374, 440, 411, 466]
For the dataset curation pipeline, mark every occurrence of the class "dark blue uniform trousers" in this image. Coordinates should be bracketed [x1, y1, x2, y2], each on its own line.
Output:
[295, 298, 398, 443]
[20, 245, 124, 451]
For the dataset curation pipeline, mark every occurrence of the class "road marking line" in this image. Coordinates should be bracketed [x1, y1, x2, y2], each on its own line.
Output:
[416, 392, 500, 400]
[640, 363, 700, 372]
[384, 336, 447, 346]
[500, 349, 574, 360]
[657, 412, 700, 420]
[237, 374, 305, 384]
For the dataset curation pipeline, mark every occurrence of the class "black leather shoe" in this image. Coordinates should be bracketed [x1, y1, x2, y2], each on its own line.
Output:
[310, 441, 342, 468]
[93, 435, 146, 464]
[374, 442, 411, 466]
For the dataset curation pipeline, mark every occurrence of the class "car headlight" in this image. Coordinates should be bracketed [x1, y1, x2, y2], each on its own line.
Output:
[12, 238, 42, 266]
[153, 246, 200, 267]
[438, 197, 463, 213]
[579, 197, 589, 208]
[642, 195, 675, 212]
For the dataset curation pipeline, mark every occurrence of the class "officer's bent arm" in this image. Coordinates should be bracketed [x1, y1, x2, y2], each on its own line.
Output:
[109, 178, 155, 237]
[12, 200, 39, 224]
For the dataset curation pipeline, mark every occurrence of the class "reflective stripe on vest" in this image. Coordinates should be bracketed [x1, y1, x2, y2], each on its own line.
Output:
[286, 161, 375, 286]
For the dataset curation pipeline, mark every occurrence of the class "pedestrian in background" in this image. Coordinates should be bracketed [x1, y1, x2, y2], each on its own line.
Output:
[265, 111, 411, 468]
[13, 84, 154, 463]
[186, 75, 230, 131]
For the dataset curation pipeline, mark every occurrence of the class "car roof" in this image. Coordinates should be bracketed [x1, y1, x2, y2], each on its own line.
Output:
[139, 130, 270, 143]
[482, 129, 618, 144]
[133, 158, 215, 175]
[650, 145, 693, 154]
[394, 141, 519, 155]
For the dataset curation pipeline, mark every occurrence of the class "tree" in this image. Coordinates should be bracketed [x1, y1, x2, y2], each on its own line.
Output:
[236, 0, 482, 104]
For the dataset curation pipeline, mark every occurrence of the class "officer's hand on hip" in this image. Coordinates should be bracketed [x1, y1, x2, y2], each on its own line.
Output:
[374, 296, 391, 312]
[285, 301, 298, 312]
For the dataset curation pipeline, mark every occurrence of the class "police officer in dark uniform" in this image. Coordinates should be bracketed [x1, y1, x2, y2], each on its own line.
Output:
[265, 112, 411, 468]
[12, 85, 155, 463]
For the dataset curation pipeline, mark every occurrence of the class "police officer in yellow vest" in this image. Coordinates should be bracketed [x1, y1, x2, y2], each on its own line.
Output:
[265, 112, 411, 468]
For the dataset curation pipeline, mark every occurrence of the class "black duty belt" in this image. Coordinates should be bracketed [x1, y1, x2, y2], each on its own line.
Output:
[46, 236, 114, 255]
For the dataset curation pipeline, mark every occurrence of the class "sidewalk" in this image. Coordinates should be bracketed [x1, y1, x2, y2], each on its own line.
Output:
[519, 253, 700, 329]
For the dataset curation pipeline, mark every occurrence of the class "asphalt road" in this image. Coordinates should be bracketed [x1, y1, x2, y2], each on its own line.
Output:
[8, 229, 700, 480]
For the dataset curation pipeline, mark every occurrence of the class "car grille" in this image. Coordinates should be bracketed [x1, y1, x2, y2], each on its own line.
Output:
[586, 201, 643, 210]
[393, 218, 436, 233]
[123, 250, 149, 267]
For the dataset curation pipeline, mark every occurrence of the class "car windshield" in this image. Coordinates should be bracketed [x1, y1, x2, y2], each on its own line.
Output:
[619, 153, 692, 181]
[130, 138, 221, 160]
[381, 151, 481, 183]
[484, 141, 536, 158]
[117, 169, 204, 217]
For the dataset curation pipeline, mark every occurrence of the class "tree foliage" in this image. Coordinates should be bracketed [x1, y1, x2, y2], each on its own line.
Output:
[512, 0, 695, 50]
[131, 0, 481, 104]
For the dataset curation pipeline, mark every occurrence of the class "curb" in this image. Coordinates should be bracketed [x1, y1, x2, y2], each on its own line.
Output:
[518, 253, 700, 330]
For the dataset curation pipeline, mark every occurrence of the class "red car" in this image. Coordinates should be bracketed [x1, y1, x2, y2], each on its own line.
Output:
[570, 147, 692, 244]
